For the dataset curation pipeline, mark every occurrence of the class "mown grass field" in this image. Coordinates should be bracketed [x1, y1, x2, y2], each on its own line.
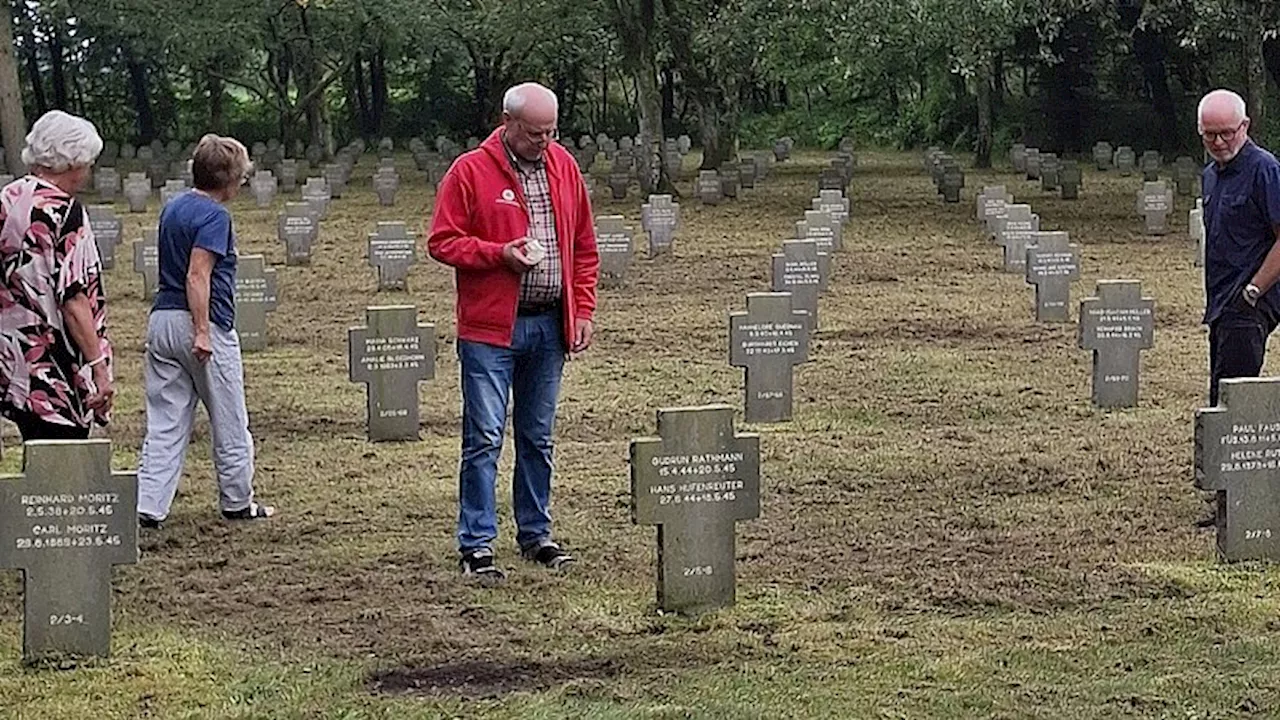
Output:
[0, 148, 1277, 719]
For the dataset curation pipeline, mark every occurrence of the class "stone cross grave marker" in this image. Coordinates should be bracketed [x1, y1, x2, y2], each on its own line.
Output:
[1010, 143, 1027, 173]
[323, 163, 348, 199]
[729, 292, 812, 424]
[1173, 156, 1201, 197]
[86, 205, 122, 270]
[1191, 198, 1205, 267]
[367, 222, 417, 291]
[1114, 146, 1136, 176]
[773, 138, 791, 162]
[771, 240, 830, 329]
[1059, 160, 1082, 200]
[607, 166, 630, 200]
[159, 179, 187, 208]
[1024, 232, 1081, 323]
[630, 405, 761, 614]
[94, 168, 120, 201]
[998, 204, 1040, 272]
[277, 202, 319, 266]
[123, 176, 150, 213]
[678, 135, 692, 155]
[1136, 181, 1173, 235]
[939, 164, 964, 203]
[373, 169, 400, 207]
[301, 178, 331, 219]
[378, 137, 394, 158]
[976, 186, 1009, 227]
[642, 194, 679, 258]
[0, 440, 137, 663]
[1078, 280, 1155, 408]
[234, 255, 279, 352]
[739, 157, 758, 190]
[278, 159, 298, 192]
[813, 189, 850, 226]
[1024, 148, 1042, 180]
[132, 227, 159, 300]
[818, 168, 847, 197]
[1093, 141, 1113, 171]
[348, 305, 436, 442]
[1140, 150, 1162, 181]
[595, 215, 634, 288]
[797, 209, 842, 253]
[251, 171, 277, 208]
[120, 143, 136, 160]
[985, 199, 1011, 241]
[696, 170, 723, 205]
[1039, 153, 1061, 192]
[1195, 377, 1280, 562]
[719, 163, 741, 200]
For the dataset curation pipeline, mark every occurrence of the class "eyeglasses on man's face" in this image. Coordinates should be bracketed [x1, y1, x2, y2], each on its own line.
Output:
[1202, 121, 1246, 144]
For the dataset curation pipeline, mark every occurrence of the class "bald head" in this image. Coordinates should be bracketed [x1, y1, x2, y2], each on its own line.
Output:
[1199, 89, 1250, 163]
[502, 83, 559, 162]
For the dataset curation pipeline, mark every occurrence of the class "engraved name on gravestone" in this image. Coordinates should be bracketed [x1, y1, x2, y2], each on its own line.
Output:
[771, 240, 830, 329]
[630, 405, 761, 614]
[719, 163, 741, 200]
[1059, 160, 1082, 200]
[595, 215, 634, 288]
[696, 170, 723, 205]
[132, 227, 159, 300]
[277, 202, 319, 266]
[1024, 232, 1081, 323]
[373, 169, 399, 207]
[1078, 280, 1155, 408]
[251, 171, 277, 208]
[123, 177, 150, 213]
[1025, 148, 1042, 180]
[234, 255, 278, 352]
[729, 292, 812, 424]
[0, 440, 137, 663]
[86, 206, 121, 270]
[348, 305, 436, 442]
[1093, 141, 1113, 171]
[1039, 153, 1061, 192]
[301, 178, 331, 218]
[813, 189, 850, 226]
[998, 204, 1040, 272]
[1140, 150, 1162, 181]
[642, 194, 680, 258]
[1010, 143, 1027, 173]
[94, 168, 120, 201]
[1114, 146, 1136, 176]
[367, 222, 417, 291]
[798, 209, 842, 253]
[1191, 198, 1206, 267]
[1173, 156, 1201, 197]
[976, 186, 1009, 227]
[1195, 377, 1280, 562]
[1137, 181, 1173, 235]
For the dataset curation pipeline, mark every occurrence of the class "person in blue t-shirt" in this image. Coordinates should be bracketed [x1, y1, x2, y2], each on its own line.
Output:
[136, 134, 276, 528]
[1200, 89, 1280, 406]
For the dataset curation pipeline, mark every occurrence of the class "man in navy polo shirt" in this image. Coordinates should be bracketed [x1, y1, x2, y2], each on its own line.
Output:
[1200, 89, 1280, 405]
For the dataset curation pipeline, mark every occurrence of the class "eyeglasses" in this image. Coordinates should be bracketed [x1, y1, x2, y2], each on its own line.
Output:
[1202, 121, 1246, 143]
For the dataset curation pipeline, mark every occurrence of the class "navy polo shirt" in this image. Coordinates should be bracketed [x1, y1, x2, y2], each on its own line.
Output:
[153, 191, 238, 331]
[1203, 140, 1280, 324]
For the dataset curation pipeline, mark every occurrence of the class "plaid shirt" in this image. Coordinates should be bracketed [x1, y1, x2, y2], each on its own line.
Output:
[504, 137, 562, 307]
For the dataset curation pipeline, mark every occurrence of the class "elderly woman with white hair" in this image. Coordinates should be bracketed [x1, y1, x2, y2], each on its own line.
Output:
[0, 110, 114, 441]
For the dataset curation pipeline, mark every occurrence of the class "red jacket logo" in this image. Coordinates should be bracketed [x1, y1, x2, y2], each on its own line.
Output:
[497, 188, 520, 207]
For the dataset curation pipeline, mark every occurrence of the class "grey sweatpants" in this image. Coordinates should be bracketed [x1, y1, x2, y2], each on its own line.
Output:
[136, 310, 256, 519]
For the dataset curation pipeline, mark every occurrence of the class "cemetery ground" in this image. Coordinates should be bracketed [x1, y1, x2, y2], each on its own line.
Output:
[1, 151, 1279, 719]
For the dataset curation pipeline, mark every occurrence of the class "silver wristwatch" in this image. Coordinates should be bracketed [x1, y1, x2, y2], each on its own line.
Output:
[1244, 283, 1263, 306]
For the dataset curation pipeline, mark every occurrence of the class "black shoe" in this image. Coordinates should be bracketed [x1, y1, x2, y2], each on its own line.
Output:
[460, 549, 506, 585]
[222, 502, 276, 521]
[522, 541, 575, 572]
[138, 514, 163, 529]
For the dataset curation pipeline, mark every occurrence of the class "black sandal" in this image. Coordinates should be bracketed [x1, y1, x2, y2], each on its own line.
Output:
[222, 502, 276, 521]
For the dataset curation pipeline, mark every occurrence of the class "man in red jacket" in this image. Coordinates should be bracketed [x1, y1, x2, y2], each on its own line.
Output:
[428, 82, 599, 583]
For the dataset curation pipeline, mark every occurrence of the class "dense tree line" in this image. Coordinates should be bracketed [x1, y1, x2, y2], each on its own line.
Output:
[2, 0, 1278, 183]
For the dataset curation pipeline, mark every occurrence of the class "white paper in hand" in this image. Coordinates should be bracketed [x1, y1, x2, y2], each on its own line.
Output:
[524, 238, 546, 264]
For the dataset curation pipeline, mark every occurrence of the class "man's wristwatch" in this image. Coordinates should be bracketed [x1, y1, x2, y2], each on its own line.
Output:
[1244, 283, 1263, 306]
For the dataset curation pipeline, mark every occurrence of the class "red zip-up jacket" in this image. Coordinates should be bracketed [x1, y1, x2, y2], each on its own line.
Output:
[427, 128, 599, 348]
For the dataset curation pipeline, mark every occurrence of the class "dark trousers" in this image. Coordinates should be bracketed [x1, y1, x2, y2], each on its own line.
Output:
[1209, 301, 1280, 405]
[11, 410, 91, 442]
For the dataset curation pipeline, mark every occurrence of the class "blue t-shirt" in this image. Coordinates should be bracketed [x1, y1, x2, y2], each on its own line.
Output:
[153, 191, 238, 331]
[1203, 141, 1280, 324]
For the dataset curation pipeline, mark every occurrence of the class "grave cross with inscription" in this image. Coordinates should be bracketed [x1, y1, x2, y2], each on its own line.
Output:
[1195, 377, 1280, 562]
[86, 205, 121, 270]
[813, 189, 850, 226]
[1173, 156, 1201, 197]
[0, 440, 137, 662]
[595, 215, 634, 288]
[641, 195, 680, 258]
[1093, 142, 1113, 171]
[123, 176, 150, 213]
[367, 222, 418, 291]
[976, 186, 1009, 227]
[729, 292, 812, 424]
[132, 227, 159, 300]
[373, 169, 400, 206]
[1059, 160, 1082, 200]
[998, 204, 1040, 272]
[1137, 181, 1174, 235]
[348, 305, 436, 442]
[1114, 146, 1136, 176]
[250, 171, 277, 208]
[1010, 143, 1027, 173]
[277, 202, 319, 266]
[797, 209, 842, 253]
[696, 171, 723, 205]
[1024, 232, 1081, 323]
[1078, 280, 1155, 408]
[1140, 150, 1162, 181]
[233, 256, 279, 352]
[771, 240, 830, 329]
[630, 405, 761, 614]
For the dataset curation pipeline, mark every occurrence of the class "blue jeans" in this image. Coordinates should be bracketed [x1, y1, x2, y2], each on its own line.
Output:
[457, 311, 566, 554]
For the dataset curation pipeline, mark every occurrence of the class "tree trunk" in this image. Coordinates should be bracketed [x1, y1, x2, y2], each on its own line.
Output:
[661, 66, 675, 131]
[49, 25, 67, 109]
[22, 25, 44, 116]
[353, 51, 371, 137]
[0, 2, 26, 173]
[207, 71, 226, 133]
[371, 45, 388, 137]
[125, 53, 157, 143]
[974, 57, 994, 168]
[1246, 21, 1267, 145]
[600, 51, 608, 133]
